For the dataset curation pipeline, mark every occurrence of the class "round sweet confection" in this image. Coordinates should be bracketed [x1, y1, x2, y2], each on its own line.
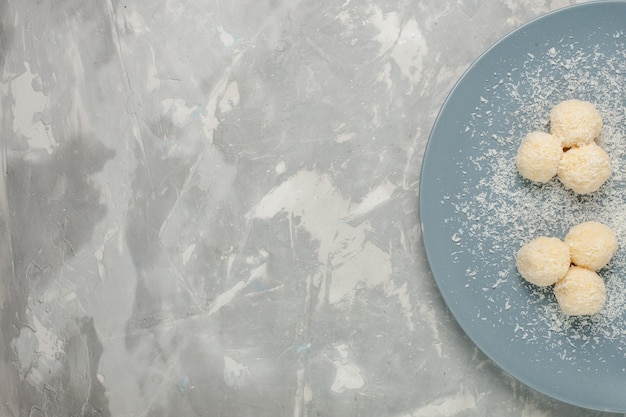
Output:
[554, 266, 606, 316]
[550, 99, 603, 148]
[516, 236, 571, 286]
[565, 221, 618, 271]
[557, 143, 610, 194]
[516, 131, 563, 183]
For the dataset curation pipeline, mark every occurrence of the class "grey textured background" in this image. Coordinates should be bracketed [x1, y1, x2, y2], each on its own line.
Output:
[1, 1, 621, 416]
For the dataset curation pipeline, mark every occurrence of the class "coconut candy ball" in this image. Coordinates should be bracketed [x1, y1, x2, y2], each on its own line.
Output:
[554, 266, 606, 316]
[550, 99, 603, 148]
[516, 236, 571, 286]
[516, 131, 563, 183]
[565, 221, 618, 271]
[557, 143, 610, 194]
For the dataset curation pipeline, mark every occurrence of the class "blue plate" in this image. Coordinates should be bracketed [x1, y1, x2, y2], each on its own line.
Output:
[420, 1, 626, 412]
